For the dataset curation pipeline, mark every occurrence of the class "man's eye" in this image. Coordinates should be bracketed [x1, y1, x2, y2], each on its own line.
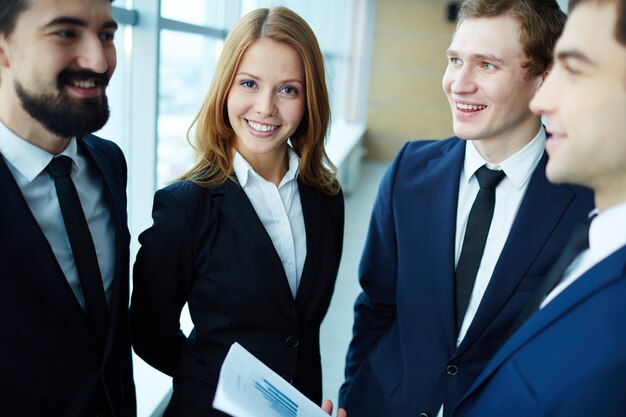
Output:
[100, 32, 115, 42]
[57, 30, 76, 38]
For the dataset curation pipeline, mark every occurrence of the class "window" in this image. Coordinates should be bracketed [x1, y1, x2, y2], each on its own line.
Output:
[157, 31, 220, 186]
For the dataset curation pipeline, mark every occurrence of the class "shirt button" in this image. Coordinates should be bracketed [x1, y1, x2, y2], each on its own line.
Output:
[446, 364, 459, 375]
[285, 335, 299, 349]
[419, 412, 430, 417]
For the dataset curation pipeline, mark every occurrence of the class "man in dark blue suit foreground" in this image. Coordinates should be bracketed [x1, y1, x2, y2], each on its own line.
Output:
[0, 0, 135, 416]
[452, 0, 626, 415]
[340, 1, 594, 416]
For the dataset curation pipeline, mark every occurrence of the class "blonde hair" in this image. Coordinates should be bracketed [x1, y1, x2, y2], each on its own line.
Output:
[180, 6, 339, 195]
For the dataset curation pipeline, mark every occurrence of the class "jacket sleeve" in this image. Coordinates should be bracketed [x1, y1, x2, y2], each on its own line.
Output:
[339, 144, 408, 403]
[130, 186, 195, 376]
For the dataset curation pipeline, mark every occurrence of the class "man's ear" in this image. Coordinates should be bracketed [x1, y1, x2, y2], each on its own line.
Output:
[537, 62, 554, 90]
[0, 35, 11, 68]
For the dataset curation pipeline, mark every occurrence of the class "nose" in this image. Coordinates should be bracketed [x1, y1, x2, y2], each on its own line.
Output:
[449, 65, 477, 95]
[255, 90, 277, 117]
[75, 35, 112, 74]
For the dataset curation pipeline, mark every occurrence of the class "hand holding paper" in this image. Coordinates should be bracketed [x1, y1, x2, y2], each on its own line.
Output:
[213, 342, 347, 417]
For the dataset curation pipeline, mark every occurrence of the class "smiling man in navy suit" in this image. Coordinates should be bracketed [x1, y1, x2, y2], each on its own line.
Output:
[340, 1, 594, 416]
[0, 0, 135, 416]
[452, 0, 626, 415]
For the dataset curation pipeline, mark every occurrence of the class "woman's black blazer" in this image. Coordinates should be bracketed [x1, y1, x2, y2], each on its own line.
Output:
[131, 177, 344, 416]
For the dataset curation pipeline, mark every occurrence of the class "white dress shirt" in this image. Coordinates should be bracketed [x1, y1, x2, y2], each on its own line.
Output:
[0, 122, 115, 308]
[233, 148, 306, 298]
[542, 203, 626, 308]
[455, 126, 546, 344]
[436, 127, 546, 417]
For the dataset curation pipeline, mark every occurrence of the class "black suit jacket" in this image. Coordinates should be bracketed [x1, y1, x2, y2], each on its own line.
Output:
[131, 177, 344, 417]
[0, 135, 136, 417]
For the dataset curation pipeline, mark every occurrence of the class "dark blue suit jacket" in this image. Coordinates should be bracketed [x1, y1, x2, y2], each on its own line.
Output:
[0, 135, 136, 417]
[131, 177, 344, 417]
[452, 244, 626, 417]
[340, 138, 594, 416]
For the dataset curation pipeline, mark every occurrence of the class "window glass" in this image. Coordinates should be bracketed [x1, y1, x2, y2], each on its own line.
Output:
[161, 0, 224, 27]
[157, 30, 219, 186]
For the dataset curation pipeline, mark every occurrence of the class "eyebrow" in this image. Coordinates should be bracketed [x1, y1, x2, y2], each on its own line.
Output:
[236, 72, 304, 85]
[446, 50, 506, 66]
[43, 17, 118, 31]
[556, 49, 595, 66]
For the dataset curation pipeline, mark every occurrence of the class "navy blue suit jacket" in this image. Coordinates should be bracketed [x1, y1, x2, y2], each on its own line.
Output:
[452, 244, 626, 417]
[131, 177, 344, 417]
[0, 135, 136, 417]
[340, 138, 593, 416]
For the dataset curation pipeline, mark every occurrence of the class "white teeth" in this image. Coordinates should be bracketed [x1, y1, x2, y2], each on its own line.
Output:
[457, 103, 487, 111]
[247, 120, 277, 133]
[72, 80, 96, 88]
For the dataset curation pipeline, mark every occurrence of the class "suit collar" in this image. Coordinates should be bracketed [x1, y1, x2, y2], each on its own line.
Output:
[456, 244, 626, 413]
[218, 177, 329, 307]
[80, 136, 127, 356]
[425, 138, 466, 348]
[218, 179, 292, 299]
[294, 182, 325, 305]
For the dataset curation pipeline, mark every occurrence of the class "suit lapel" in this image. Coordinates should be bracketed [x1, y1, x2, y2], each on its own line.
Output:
[0, 156, 95, 347]
[294, 181, 323, 308]
[80, 136, 126, 356]
[459, 244, 626, 408]
[425, 139, 465, 349]
[457, 153, 576, 354]
[218, 180, 292, 299]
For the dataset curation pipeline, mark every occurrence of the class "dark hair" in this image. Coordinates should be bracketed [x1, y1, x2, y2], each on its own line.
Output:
[0, 0, 29, 35]
[1, 0, 115, 36]
[570, 0, 626, 46]
[458, 0, 566, 78]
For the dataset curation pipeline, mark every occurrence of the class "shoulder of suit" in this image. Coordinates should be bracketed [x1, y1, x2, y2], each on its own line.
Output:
[158, 177, 235, 205]
[392, 136, 461, 166]
[81, 133, 125, 163]
[403, 136, 460, 152]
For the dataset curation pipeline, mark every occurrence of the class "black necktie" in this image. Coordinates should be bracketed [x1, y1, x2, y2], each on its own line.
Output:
[456, 166, 506, 334]
[46, 156, 108, 345]
[509, 218, 591, 335]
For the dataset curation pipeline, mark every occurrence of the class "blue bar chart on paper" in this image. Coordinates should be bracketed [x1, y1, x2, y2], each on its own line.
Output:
[213, 343, 328, 417]
[253, 378, 299, 417]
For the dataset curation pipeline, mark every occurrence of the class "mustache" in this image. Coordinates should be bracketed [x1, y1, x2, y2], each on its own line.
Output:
[57, 70, 109, 88]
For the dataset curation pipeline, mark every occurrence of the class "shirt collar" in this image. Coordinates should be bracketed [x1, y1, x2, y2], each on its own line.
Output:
[588, 202, 626, 261]
[232, 147, 300, 188]
[463, 125, 546, 190]
[0, 121, 78, 182]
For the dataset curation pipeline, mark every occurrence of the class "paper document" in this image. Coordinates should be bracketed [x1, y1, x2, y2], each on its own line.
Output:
[213, 342, 329, 417]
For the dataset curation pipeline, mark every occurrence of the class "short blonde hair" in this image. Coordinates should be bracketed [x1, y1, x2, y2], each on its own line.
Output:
[181, 6, 339, 195]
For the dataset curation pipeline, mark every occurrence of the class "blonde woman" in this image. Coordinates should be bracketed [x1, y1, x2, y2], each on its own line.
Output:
[131, 7, 345, 417]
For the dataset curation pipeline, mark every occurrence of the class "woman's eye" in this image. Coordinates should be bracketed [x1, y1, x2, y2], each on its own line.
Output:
[280, 86, 298, 95]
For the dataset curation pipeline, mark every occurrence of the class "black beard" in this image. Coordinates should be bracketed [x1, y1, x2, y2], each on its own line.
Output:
[15, 71, 110, 139]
